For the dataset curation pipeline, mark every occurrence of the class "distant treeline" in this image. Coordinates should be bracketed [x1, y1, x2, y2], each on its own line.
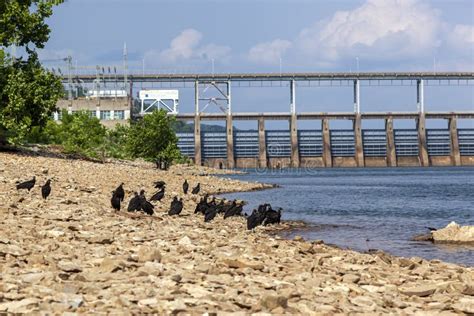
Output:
[172, 121, 239, 133]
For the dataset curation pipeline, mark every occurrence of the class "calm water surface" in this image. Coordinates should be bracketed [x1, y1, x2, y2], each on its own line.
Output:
[219, 167, 474, 266]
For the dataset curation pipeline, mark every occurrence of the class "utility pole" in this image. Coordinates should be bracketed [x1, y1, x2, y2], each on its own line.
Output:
[123, 42, 128, 94]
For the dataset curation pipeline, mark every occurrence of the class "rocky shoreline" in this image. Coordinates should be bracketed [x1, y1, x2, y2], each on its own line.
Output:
[0, 152, 473, 314]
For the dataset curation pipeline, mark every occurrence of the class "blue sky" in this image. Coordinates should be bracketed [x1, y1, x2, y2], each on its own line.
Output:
[40, 0, 473, 128]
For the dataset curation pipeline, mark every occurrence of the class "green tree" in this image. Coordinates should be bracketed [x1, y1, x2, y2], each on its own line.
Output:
[0, 0, 64, 146]
[54, 111, 106, 158]
[104, 124, 130, 160]
[126, 109, 182, 164]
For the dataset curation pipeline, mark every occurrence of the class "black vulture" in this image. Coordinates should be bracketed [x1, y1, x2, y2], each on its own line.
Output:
[154, 180, 166, 189]
[247, 209, 266, 230]
[16, 176, 36, 191]
[127, 192, 140, 212]
[138, 190, 154, 215]
[114, 183, 125, 202]
[168, 196, 183, 216]
[263, 208, 282, 225]
[111, 190, 121, 211]
[204, 207, 218, 222]
[183, 180, 189, 194]
[191, 183, 200, 194]
[150, 187, 165, 202]
[41, 179, 51, 200]
[194, 195, 208, 214]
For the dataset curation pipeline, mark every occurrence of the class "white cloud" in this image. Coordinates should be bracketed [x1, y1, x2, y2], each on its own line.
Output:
[247, 39, 292, 65]
[446, 24, 474, 55]
[160, 29, 202, 63]
[145, 28, 231, 66]
[296, 0, 442, 62]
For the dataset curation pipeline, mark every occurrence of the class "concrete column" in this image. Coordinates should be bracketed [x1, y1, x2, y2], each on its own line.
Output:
[96, 106, 101, 119]
[53, 112, 59, 121]
[353, 79, 360, 113]
[417, 113, 429, 167]
[385, 116, 397, 167]
[194, 115, 202, 166]
[258, 117, 267, 168]
[290, 114, 300, 168]
[322, 118, 332, 167]
[417, 79, 424, 113]
[353, 114, 364, 167]
[449, 116, 461, 166]
[226, 114, 235, 169]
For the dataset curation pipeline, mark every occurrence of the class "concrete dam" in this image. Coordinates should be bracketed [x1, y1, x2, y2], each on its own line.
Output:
[62, 71, 474, 168]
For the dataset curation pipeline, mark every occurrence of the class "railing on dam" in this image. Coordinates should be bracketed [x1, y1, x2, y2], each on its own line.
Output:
[176, 128, 474, 166]
[459, 129, 474, 156]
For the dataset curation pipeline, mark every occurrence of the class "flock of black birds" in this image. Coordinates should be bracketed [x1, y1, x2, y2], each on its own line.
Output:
[15, 175, 282, 230]
[110, 179, 281, 230]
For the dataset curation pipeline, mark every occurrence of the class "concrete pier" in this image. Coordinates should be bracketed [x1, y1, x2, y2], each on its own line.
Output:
[354, 114, 364, 167]
[449, 116, 461, 166]
[417, 113, 429, 167]
[258, 117, 267, 168]
[226, 114, 235, 168]
[290, 114, 300, 168]
[322, 118, 332, 167]
[385, 116, 397, 167]
[194, 115, 201, 166]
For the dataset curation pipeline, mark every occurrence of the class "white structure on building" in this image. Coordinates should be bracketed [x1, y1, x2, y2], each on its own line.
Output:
[139, 89, 179, 115]
[86, 89, 128, 99]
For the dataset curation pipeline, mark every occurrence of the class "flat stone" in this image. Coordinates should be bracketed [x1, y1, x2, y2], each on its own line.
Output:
[400, 284, 437, 297]
[452, 297, 474, 314]
[222, 258, 264, 271]
[0, 298, 39, 313]
[342, 273, 360, 284]
[137, 246, 161, 263]
[261, 295, 288, 310]
[57, 261, 82, 273]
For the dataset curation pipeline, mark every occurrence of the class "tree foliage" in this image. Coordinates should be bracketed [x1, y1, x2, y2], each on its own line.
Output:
[126, 110, 181, 163]
[0, 0, 64, 145]
[47, 111, 107, 158]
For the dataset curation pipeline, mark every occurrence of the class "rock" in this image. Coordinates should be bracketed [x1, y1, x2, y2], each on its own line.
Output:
[0, 298, 39, 313]
[99, 258, 124, 273]
[21, 272, 45, 283]
[462, 285, 474, 296]
[400, 284, 437, 297]
[221, 258, 264, 271]
[137, 246, 161, 263]
[57, 261, 82, 273]
[432, 221, 474, 243]
[178, 236, 192, 246]
[261, 295, 288, 310]
[88, 235, 114, 244]
[453, 297, 474, 314]
[342, 273, 360, 284]
[0, 244, 29, 257]
[411, 233, 433, 242]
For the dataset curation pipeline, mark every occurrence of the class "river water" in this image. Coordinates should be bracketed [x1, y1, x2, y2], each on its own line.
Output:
[219, 167, 474, 266]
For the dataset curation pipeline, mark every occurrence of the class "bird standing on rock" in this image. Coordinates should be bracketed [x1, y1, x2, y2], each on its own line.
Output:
[16, 176, 36, 192]
[168, 196, 183, 216]
[114, 183, 125, 202]
[191, 183, 200, 194]
[41, 179, 51, 200]
[183, 180, 189, 194]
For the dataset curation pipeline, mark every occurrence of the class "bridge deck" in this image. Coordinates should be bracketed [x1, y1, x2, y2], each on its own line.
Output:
[63, 71, 474, 82]
[174, 111, 474, 121]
